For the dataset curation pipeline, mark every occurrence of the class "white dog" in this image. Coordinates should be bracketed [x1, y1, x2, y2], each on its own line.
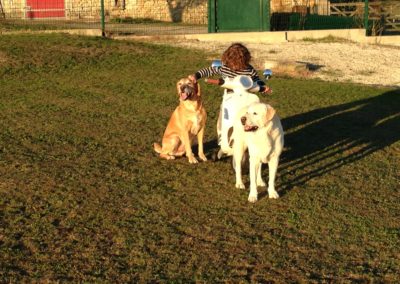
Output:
[233, 102, 284, 202]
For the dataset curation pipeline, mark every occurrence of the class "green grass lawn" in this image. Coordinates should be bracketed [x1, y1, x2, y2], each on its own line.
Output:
[0, 34, 399, 282]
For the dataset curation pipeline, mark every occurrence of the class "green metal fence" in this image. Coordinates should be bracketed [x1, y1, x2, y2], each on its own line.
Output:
[270, 0, 400, 36]
[0, 0, 398, 36]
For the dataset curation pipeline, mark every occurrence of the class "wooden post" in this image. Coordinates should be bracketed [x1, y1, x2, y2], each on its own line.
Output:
[0, 0, 5, 18]
[101, 0, 106, 37]
[364, 0, 369, 35]
[318, 0, 329, 16]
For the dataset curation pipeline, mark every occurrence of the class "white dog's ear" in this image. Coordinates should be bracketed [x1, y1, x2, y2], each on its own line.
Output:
[266, 105, 276, 121]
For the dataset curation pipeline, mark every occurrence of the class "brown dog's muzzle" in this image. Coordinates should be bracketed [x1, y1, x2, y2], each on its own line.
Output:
[180, 84, 195, 100]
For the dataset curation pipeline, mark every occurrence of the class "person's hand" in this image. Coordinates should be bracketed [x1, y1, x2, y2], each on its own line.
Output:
[188, 74, 197, 83]
[262, 86, 273, 95]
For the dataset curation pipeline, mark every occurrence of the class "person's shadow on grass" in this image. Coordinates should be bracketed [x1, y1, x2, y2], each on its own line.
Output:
[277, 89, 400, 195]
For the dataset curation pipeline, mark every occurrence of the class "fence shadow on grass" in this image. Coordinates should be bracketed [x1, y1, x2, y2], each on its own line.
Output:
[278, 89, 400, 195]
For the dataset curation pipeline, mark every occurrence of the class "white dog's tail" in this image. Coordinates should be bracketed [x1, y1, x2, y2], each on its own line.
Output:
[153, 143, 162, 154]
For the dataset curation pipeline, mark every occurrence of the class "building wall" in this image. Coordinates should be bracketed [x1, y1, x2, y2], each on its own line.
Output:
[65, 0, 208, 24]
[271, 0, 330, 15]
[0, 0, 333, 22]
[1, 0, 208, 24]
[1, 0, 25, 18]
[106, 0, 208, 24]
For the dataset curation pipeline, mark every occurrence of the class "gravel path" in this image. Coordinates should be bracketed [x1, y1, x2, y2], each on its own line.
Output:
[152, 39, 400, 87]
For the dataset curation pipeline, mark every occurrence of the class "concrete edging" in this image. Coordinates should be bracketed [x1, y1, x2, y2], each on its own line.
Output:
[182, 29, 400, 46]
[2, 28, 399, 46]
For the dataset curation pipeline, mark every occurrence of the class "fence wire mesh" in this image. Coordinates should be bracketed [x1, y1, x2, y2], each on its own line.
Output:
[0, 0, 398, 36]
[271, 0, 400, 35]
[0, 0, 208, 35]
[0, 0, 100, 30]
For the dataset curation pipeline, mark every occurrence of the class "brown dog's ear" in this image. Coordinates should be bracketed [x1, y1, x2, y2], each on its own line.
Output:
[188, 76, 200, 96]
[195, 82, 201, 96]
[176, 80, 182, 96]
[266, 105, 276, 121]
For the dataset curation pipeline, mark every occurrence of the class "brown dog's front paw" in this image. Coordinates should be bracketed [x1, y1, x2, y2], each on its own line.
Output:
[160, 153, 175, 160]
[199, 153, 207, 162]
[188, 155, 199, 164]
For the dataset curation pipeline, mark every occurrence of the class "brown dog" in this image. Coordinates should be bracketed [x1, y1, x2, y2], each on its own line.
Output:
[154, 77, 207, 163]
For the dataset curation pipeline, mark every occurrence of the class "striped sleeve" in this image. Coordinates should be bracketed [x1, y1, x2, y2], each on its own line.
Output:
[195, 66, 222, 80]
[195, 65, 267, 92]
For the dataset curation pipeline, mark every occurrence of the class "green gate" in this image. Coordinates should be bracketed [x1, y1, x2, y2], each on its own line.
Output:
[208, 0, 270, 33]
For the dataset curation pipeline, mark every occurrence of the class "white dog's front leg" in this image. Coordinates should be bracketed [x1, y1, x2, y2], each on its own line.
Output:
[234, 148, 245, 189]
[267, 156, 280, 199]
[248, 157, 260, 203]
[256, 164, 266, 187]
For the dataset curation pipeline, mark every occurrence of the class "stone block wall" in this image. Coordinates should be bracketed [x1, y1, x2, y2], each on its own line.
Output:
[107, 0, 208, 24]
[67, 0, 102, 19]
[65, 0, 208, 24]
[271, 0, 330, 15]
[1, 0, 208, 24]
[1, 0, 25, 18]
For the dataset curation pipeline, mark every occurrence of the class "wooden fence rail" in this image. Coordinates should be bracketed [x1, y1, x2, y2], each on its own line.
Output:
[330, 1, 400, 33]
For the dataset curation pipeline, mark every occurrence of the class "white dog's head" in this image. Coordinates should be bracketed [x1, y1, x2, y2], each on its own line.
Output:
[240, 103, 276, 132]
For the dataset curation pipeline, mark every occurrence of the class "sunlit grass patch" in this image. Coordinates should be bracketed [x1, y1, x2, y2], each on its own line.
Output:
[1, 33, 399, 283]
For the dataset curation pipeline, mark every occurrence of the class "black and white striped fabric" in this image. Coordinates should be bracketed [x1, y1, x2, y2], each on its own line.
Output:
[194, 65, 266, 92]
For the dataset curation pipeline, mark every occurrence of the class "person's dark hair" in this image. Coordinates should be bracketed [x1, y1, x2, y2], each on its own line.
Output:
[221, 43, 251, 71]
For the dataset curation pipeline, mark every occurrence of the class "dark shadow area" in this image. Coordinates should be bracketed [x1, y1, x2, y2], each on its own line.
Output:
[193, 139, 235, 164]
[166, 0, 204, 23]
[296, 61, 325, 71]
[192, 139, 217, 158]
[193, 89, 399, 200]
[277, 89, 400, 194]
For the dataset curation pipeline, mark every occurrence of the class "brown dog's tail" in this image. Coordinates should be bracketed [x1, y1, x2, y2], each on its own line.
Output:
[153, 143, 162, 154]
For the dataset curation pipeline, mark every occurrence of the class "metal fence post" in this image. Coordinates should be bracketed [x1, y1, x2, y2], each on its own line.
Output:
[364, 0, 369, 35]
[208, 0, 216, 33]
[263, 0, 271, 31]
[100, 0, 105, 36]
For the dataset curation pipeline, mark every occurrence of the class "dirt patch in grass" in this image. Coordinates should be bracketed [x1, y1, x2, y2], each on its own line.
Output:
[0, 51, 10, 65]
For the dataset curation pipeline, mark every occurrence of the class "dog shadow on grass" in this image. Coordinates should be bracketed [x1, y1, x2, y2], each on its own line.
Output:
[277, 89, 400, 195]
[193, 89, 399, 200]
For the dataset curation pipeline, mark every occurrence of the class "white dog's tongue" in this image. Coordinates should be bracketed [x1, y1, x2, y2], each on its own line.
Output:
[244, 125, 252, 131]
[244, 125, 258, 132]
[180, 92, 188, 100]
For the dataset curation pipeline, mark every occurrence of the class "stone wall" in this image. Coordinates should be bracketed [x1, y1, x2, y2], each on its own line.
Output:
[67, 0, 102, 19]
[66, 0, 208, 24]
[271, 0, 330, 15]
[1, 0, 25, 18]
[1, 0, 208, 24]
[107, 0, 208, 24]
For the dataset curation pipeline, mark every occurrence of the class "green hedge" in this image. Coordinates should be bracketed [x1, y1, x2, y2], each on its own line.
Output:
[270, 13, 359, 31]
[289, 13, 358, 30]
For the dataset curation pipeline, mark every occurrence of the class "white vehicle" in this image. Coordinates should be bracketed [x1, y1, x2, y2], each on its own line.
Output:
[205, 60, 272, 161]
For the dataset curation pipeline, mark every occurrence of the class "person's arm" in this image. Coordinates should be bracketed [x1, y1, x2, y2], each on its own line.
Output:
[194, 66, 222, 80]
[249, 68, 272, 94]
